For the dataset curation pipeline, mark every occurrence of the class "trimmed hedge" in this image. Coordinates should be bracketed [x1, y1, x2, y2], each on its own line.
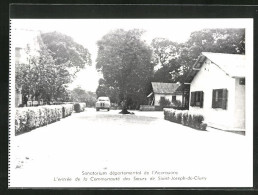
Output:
[74, 103, 86, 113]
[139, 105, 156, 111]
[15, 104, 74, 135]
[62, 104, 74, 118]
[164, 108, 207, 130]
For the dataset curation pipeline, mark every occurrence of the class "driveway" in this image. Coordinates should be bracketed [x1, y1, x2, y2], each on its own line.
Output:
[9, 108, 252, 188]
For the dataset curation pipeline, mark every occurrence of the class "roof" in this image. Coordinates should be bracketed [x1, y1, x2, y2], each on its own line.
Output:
[200, 52, 246, 78]
[151, 82, 180, 94]
[185, 52, 246, 83]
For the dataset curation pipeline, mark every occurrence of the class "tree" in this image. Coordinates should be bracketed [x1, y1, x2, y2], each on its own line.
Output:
[70, 87, 97, 107]
[152, 28, 245, 83]
[15, 43, 59, 103]
[16, 32, 92, 104]
[96, 78, 118, 103]
[151, 38, 182, 83]
[41, 31, 92, 73]
[96, 29, 154, 113]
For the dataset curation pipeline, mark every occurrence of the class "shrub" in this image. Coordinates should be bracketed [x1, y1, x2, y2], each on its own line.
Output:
[62, 104, 74, 117]
[74, 103, 86, 113]
[182, 111, 188, 126]
[139, 105, 155, 111]
[200, 123, 207, 130]
[193, 114, 204, 129]
[159, 97, 171, 108]
[172, 100, 182, 107]
[175, 111, 182, 124]
[164, 108, 207, 131]
[15, 105, 71, 135]
[15, 108, 28, 135]
[187, 113, 193, 128]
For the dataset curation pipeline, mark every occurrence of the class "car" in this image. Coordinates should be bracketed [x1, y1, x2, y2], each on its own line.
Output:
[95, 97, 111, 111]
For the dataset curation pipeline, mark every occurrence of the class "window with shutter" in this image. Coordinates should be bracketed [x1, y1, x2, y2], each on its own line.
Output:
[200, 91, 204, 108]
[212, 89, 228, 109]
[190, 92, 195, 106]
[190, 91, 204, 108]
[172, 95, 176, 102]
[221, 89, 228, 109]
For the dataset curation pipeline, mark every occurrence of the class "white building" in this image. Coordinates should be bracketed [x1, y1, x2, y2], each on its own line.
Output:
[148, 82, 183, 106]
[12, 28, 42, 107]
[187, 52, 245, 131]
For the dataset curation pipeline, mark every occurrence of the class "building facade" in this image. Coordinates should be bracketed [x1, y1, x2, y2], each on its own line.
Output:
[188, 52, 245, 131]
[148, 82, 183, 106]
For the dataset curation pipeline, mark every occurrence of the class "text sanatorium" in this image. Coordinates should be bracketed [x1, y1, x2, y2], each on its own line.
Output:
[82, 171, 179, 176]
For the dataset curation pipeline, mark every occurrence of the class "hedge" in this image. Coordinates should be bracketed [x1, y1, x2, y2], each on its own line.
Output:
[62, 104, 74, 118]
[139, 105, 156, 111]
[74, 103, 86, 113]
[164, 108, 207, 130]
[15, 104, 74, 135]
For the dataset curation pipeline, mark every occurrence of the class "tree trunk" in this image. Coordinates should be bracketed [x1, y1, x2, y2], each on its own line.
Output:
[119, 94, 131, 114]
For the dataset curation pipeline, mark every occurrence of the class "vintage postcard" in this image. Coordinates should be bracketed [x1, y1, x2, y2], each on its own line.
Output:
[9, 18, 253, 188]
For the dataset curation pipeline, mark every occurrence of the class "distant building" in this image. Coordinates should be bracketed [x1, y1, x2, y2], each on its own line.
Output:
[185, 52, 246, 131]
[12, 29, 42, 107]
[147, 82, 183, 106]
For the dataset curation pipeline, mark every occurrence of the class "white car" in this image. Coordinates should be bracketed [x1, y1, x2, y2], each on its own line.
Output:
[95, 97, 111, 111]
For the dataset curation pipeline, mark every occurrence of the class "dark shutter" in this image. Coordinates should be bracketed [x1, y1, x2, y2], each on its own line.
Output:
[190, 92, 195, 106]
[212, 90, 216, 108]
[200, 91, 204, 108]
[222, 89, 228, 110]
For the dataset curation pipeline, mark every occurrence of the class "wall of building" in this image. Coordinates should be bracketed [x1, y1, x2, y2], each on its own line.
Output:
[154, 94, 182, 106]
[234, 78, 245, 129]
[189, 58, 239, 130]
[154, 94, 172, 106]
[12, 29, 41, 64]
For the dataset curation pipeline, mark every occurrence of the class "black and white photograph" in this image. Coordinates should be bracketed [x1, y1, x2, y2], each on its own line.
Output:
[9, 18, 253, 188]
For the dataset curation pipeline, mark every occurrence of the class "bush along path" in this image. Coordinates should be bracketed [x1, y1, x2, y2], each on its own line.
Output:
[164, 108, 207, 130]
[15, 103, 85, 136]
[73, 103, 86, 113]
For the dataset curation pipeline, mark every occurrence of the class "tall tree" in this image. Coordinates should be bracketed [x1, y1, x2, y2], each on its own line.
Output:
[96, 29, 154, 113]
[16, 32, 92, 104]
[152, 28, 245, 83]
[41, 31, 92, 75]
[151, 38, 181, 82]
[96, 78, 118, 103]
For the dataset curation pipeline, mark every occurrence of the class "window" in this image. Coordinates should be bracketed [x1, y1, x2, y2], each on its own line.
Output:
[212, 89, 228, 109]
[190, 91, 204, 108]
[172, 95, 176, 102]
[239, 78, 245, 85]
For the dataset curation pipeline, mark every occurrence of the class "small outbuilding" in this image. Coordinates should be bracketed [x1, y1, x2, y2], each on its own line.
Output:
[147, 82, 183, 106]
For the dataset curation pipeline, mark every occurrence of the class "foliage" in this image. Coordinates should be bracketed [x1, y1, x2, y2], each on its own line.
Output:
[96, 78, 118, 103]
[159, 97, 171, 107]
[164, 108, 207, 130]
[70, 86, 97, 107]
[15, 32, 92, 104]
[152, 28, 245, 83]
[151, 38, 181, 82]
[15, 105, 74, 135]
[15, 43, 64, 103]
[182, 111, 188, 126]
[96, 29, 155, 111]
[172, 100, 181, 107]
[62, 104, 74, 118]
[41, 31, 92, 73]
[74, 103, 86, 113]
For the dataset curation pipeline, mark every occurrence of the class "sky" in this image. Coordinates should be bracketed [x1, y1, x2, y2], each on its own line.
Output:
[11, 19, 251, 92]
